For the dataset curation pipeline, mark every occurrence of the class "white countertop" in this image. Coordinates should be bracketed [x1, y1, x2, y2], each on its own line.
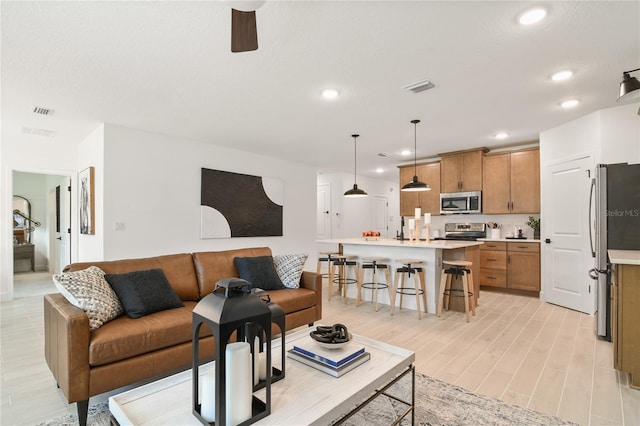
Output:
[608, 250, 640, 266]
[316, 238, 483, 250]
[478, 238, 541, 243]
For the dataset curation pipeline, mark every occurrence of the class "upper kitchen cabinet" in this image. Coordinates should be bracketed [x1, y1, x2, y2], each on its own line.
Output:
[398, 161, 441, 217]
[483, 148, 540, 214]
[439, 148, 488, 193]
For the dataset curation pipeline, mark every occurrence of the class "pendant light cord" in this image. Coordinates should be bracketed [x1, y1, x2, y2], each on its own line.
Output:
[413, 121, 417, 177]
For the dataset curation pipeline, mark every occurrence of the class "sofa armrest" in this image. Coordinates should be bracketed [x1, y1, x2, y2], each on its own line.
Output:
[300, 271, 322, 321]
[44, 293, 91, 403]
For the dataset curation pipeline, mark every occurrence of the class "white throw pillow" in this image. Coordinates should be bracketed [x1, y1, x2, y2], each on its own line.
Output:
[53, 266, 123, 331]
[272, 254, 308, 289]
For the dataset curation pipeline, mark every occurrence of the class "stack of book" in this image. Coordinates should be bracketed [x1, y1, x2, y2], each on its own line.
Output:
[286, 335, 370, 377]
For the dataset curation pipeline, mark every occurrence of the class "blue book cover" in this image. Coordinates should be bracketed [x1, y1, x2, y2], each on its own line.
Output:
[292, 336, 365, 368]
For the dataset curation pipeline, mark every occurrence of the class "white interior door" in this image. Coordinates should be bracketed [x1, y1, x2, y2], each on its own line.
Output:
[542, 156, 595, 314]
[48, 188, 60, 273]
[317, 183, 331, 239]
[372, 196, 388, 238]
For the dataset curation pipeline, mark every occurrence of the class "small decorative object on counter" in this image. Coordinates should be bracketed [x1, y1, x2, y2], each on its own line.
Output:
[487, 222, 502, 239]
[362, 230, 381, 240]
[526, 216, 541, 239]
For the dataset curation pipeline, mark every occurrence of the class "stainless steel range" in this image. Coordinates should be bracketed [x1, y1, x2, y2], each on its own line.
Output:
[439, 223, 487, 241]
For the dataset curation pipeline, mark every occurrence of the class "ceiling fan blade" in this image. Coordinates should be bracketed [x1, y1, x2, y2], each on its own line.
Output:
[231, 8, 258, 52]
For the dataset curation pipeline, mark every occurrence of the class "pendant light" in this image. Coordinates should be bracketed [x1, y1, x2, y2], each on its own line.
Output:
[344, 134, 368, 197]
[617, 68, 640, 103]
[401, 119, 431, 192]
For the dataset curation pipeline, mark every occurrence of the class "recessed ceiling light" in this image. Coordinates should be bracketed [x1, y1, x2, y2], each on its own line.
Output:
[321, 88, 339, 100]
[519, 7, 547, 25]
[376, 168, 384, 174]
[561, 99, 580, 109]
[401, 149, 411, 156]
[495, 132, 509, 140]
[551, 70, 574, 81]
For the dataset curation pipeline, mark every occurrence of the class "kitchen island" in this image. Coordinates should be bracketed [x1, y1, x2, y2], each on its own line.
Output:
[316, 238, 483, 314]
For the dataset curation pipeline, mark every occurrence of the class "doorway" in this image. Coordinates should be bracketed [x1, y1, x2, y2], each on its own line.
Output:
[12, 171, 71, 295]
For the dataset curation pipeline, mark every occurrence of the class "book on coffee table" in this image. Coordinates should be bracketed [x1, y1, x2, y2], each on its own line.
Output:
[292, 335, 366, 368]
[287, 349, 370, 377]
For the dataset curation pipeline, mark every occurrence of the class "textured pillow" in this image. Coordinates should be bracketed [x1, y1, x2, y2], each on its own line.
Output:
[234, 256, 285, 290]
[273, 254, 308, 288]
[105, 268, 184, 319]
[53, 266, 123, 331]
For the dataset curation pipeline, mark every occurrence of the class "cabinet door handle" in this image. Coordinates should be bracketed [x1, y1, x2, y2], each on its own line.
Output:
[507, 255, 511, 264]
[517, 246, 528, 249]
[487, 276, 496, 280]
[487, 259, 497, 262]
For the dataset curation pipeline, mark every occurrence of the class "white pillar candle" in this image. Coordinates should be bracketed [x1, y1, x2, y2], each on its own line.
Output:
[258, 352, 268, 380]
[201, 369, 216, 422]
[225, 342, 253, 426]
[424, 213, 431, 224]
[408, 219, 415, 230]
[414, 207, 421, 219]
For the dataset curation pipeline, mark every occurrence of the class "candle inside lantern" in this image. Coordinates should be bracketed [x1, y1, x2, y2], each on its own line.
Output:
[225, 342, 253, 426]
[201, 369, 216, 422]
[252, 337, 259, 386]
[258, 352, 268, 380]
[414, 207, 421, 219]
[424, 213, 431, 224]
[408, 219, 415, 230]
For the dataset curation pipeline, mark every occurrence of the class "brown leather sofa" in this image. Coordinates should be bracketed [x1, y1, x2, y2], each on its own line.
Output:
[43, 247, 321, 426]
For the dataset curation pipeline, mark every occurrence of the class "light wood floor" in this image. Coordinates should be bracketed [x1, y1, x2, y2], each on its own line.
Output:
[1, 273, 639, 425]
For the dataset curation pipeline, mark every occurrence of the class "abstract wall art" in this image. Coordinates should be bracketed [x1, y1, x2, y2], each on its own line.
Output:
[200, 168, 283, 238]
[79, 166, 95, 235]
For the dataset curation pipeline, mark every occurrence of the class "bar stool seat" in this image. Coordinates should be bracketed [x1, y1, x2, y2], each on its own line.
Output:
[357, 257, 392, 312]
[437, 260, 476, 322]
[391, 259, 427, 319]
[329, 254, 359, 304]
[316, 251, 339, 286]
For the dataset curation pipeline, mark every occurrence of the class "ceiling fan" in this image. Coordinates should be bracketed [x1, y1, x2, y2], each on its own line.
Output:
[229, 1, 265, 52]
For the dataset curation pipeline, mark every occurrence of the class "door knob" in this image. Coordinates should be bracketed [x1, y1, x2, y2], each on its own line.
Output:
[545, 238, 551, 243]
[324, 211, 329, 214]
[56, 237, 62, 240]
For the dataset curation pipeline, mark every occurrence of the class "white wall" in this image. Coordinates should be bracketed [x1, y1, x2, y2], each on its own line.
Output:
[599, 103, 640, 164]
[97, 124, 317, 261]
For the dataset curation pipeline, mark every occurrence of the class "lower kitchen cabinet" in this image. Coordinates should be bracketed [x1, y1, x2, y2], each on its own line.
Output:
[480, 241, 540, 291]
[612, 262, 640, 389]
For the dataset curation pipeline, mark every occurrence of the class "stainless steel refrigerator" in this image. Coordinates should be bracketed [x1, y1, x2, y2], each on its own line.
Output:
[589, 163, 640, 340]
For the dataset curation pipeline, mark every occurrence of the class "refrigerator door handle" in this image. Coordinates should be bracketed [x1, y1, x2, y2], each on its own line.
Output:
[588, 177, 596, 258]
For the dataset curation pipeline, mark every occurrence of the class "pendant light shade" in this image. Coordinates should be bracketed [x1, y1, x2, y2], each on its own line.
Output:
[344, 134, 367, 198]
[401, 119, 431, 192]
[617, 69, 640, 103]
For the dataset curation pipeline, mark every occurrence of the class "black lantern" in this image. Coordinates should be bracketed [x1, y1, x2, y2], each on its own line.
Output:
[192, 278, 272, 426]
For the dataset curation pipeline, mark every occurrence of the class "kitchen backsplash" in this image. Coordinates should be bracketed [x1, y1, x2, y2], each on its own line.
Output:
[400, 213, 541, 240]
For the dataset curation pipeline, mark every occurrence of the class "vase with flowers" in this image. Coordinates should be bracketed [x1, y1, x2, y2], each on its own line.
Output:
[526, 216, 540, 240]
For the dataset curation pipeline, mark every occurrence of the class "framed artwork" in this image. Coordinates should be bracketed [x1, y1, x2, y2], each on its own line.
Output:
[200, 168, 283, 238]
[79, 167, 95, 235]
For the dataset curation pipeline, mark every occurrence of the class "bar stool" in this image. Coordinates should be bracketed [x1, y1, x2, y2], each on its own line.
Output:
[328, 255, 359, 303]
[391, 259, 427, 319]
[357, 257, 392, 311]
[437, 260, 476, 322]
[316, 251, 339, 286]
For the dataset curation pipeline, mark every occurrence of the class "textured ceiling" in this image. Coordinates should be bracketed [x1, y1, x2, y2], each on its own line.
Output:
[2, 1, 639, 178]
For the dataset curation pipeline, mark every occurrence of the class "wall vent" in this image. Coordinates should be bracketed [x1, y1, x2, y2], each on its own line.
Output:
[402, 79, 435, 94]
[377, 152, 393, 157]
[21, 126, 57, 138]
[33, 105, 54, 116]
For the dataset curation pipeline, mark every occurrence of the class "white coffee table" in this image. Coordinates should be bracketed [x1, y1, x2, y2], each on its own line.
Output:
[109, 328, 415, 425]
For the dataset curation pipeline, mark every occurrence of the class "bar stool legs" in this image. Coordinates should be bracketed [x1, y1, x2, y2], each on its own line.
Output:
[392, 259, 427, 319]
[437, 260, 476, 322]
[317, 251, 338, 295]
[328, 255, 358, 303]
[357, 257, 392, 312]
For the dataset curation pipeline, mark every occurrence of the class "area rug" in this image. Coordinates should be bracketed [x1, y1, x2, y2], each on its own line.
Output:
[37, 372, 575, 426]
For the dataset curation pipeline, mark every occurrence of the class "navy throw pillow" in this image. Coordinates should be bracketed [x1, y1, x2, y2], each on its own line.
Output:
[233, 256, 285, 290]
[105, 268, 184, 319]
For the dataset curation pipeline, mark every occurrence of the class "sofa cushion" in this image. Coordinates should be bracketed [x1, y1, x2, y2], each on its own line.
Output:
[267, 288, 317, 314]
[106, 269, 184, 319]
[273, 254, 308, 288]
[234, 256, 285, 290]
[53, 266, 123, 331]
[193, 247, 273, 296]
[65, 253, 200, 301]
[88, 302, 210, 366]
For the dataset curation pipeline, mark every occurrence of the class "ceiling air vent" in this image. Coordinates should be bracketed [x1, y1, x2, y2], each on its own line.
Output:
[402, 79, 435, 94]
[377, 152, 393, 157]
[22, 126, 57, 138]
[33, 105, 54, 116]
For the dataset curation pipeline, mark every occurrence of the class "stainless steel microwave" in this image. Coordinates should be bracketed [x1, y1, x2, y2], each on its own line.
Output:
[440, 191, 482, 214]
